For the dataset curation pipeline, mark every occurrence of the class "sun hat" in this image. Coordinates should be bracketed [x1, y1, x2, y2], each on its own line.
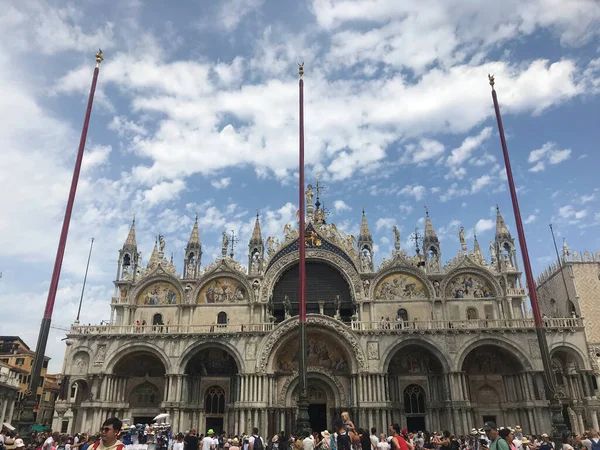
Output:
[541, 434, 549, 438]
[321, 431, 331, 438]
[208, 429, 215, 435]
[15, 439, 25, 448]
[232, 438, 239, 445]
[470, 429, 479, 436]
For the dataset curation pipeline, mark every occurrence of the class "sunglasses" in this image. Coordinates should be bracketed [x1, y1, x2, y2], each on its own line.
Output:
[101, 428, 114, 433]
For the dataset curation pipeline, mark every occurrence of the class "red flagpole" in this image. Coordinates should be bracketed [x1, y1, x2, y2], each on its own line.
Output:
[18, 50, 103, 436]
[296, 63, 310, 435]
[488, 74, 566, 438]
[299, 64, 306, 324]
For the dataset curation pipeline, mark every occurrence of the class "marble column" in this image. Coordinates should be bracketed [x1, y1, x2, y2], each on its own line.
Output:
[591, 410, 599, 431]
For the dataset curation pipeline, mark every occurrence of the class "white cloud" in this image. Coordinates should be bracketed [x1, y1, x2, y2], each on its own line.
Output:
[527, 142, 571, 172]
[218, 0, 265, 31]
[333, 200, 351, 213]
[314, 0, 600, 72]
[475, 218, 495, 233]
[399, 184, 427, 201]
[376, 217, 396, 231]
[471, 174, 493, 193]
[439, 183, 470, 202]
[82, 145, 112, 171]
[143, 179, 186, 205]
[445, 167, 467, 180]
[108, 116, 147, 137]
[211, 177, 232, 189]
[524, 214, 537, 224]
[403, 139, 445, 164]
[447, 127, 492, 166]
[558, 205, 588, 221]
[578, 194, 596, 204]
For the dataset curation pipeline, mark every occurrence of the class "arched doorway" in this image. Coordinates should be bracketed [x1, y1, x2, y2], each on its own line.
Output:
[68, 379, 89, 433]
[387, 344, 445, 432]
[184, 347, 239, 433]
[289, 379, 338, 434]
[113, 351, 166, 425]
[271, 262, 354, 322]
[461, 344, 525, 426]
[404, 384, 426, 432]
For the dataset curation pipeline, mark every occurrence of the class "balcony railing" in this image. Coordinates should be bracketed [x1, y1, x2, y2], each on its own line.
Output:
[351, 317, 584, 332]
[69, 323, 275, 336]
[69, 316, 583, 336]
[506, 287, 527, 296]
[0, 372, 21, 388]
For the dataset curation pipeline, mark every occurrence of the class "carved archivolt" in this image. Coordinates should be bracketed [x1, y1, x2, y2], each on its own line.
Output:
[190, 266, 255, 305]
[256, 315, 367, 373]
[440, 266, 502, 300]
[279, 366, 348, 405]
[369, 264, 434, 299]
[130, 271, 184, 306]
[260, 249, 362, 304]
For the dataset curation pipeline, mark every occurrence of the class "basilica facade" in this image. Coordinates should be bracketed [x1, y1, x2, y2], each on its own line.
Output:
[54, 195, 598, 437]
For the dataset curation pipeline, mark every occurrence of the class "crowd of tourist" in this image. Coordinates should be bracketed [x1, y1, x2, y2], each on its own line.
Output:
[4, 415, 600, 450]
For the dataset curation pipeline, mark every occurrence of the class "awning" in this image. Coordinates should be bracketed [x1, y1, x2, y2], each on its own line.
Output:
[2, 423, 15, 431]
[32, 424, 50, 432]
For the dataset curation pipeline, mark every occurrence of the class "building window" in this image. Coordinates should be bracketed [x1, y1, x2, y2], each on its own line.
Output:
[217, 312, 228, 325]
[404, 384, 426, 415]
[0, 358, 8, 364]
[130, 382, 161, 406]
[205, 385, 226, 415]
[397, 308, 408, 322]
[43, 360, 48, 368]
[16, 358, 24, 365]
[467, 307, 479, 320]
[153, 313, 163, 325]
[70, 384, 77, 398]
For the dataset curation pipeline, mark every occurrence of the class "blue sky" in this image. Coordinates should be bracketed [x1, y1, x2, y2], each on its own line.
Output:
[1, 0, 599, 371]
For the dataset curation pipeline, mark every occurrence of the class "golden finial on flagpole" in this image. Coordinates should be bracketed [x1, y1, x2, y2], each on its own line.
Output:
[298, 62, 304, 79]
[95, 49, 104, 68]
[488, 74, 495, 91]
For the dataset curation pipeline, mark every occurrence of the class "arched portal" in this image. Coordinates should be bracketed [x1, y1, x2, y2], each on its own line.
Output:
[461, 344, 525, 426]
[387, 344, 444, 432]
[184, 347, 239, 434]
[113, 351, 167, 425]
[271, 262, 354, 322]
[68, 379, 89, 433]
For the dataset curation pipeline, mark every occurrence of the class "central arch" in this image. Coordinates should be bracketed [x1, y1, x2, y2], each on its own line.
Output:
[272, 261, 354, 321]
[281, 368, 348, 434]
[257, 315, 367, 373]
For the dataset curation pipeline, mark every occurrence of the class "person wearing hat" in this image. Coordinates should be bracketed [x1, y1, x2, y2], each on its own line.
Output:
[538, 434, 553, 450]
[483, 422, 509, 450]
[230, 439, 240, 450]
[14, 439, 25, 449]
[202, 430, 215, 450]
[514, 428, 523, 441]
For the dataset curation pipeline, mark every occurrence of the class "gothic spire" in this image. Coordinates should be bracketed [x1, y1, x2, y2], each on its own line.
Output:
[474, 233, 484, 260]
[123, 217, 137, 248]
[148, 239, 159, 268]
[250, 211, 262, 244]
[359, 206, 373, 242]
[187, 215, 200, 248]
[423, 207, 439, 245]
[495, 204, 512, 240]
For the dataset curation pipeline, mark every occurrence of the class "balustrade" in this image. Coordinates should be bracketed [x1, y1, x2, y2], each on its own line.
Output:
[69, 316, 582, 336]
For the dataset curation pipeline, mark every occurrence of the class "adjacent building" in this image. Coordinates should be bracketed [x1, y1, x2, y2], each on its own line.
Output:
[0, 361, 20, 427]
[0, 337, 59, 427]
[55, 195, 596, 436]
[536, 245, 600, 433]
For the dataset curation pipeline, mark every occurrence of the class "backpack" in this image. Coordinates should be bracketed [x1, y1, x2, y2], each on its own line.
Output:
[253, 436, 264, 450]
[330, 436, 337, 450]
[590, 440, 600, 450]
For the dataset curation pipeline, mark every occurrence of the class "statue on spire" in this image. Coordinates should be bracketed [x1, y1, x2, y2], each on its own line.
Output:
[459, 227, 467, 253]
[221, 231, 229, 258]
[562, 238, 570, 261]
[393, 226, 401, 252]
